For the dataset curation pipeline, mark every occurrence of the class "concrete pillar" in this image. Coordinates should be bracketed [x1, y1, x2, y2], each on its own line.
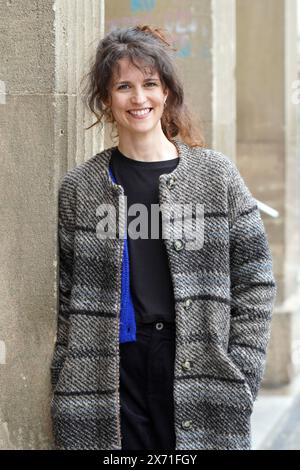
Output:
[105, 0, 237, 158]
[0, 0, 104, 450]
[55, 0, 105, 172]
[236, 0, 300, 385]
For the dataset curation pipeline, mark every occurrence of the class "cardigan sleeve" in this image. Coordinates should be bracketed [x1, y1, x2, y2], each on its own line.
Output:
[227, 161, 277, 403]
[50, 173, 77, 393]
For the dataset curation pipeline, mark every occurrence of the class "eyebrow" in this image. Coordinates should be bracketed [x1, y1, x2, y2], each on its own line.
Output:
[114, 78, 160, 85]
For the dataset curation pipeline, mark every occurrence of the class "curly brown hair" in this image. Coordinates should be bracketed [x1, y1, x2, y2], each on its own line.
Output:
[80, 24, 205, 148]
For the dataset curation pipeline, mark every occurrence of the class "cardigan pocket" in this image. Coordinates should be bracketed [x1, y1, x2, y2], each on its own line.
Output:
[203, 343, 255, 408]
[49, 353, 118, 450]
[197, 374, 254, 412]
[222, 350, 254, 405]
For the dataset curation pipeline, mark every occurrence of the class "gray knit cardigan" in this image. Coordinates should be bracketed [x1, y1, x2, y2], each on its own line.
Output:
[50, 138, 277, 450]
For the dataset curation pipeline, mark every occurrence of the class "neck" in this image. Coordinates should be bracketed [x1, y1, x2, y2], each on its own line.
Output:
[117, 131, 178, 163]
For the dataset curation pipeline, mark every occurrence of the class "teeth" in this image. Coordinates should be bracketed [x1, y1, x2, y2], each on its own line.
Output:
[129, 108, 151, 116]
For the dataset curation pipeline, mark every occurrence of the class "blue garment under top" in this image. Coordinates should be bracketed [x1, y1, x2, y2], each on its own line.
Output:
[109, 166, 137, 343]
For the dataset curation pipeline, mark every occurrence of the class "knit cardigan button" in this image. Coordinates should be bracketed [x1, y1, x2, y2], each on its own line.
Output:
[166, 175, 176, 189]
[173, 239, 184, 251]
[184, 298, 192, 309]
[181, 420, 193, 429]
[182, 360, 192, 371]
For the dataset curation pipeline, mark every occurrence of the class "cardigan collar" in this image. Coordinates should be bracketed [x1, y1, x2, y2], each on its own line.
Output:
[95, 137, 191, 190]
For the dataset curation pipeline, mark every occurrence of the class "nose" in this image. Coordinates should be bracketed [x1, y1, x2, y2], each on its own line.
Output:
[130, 85, 148, 105]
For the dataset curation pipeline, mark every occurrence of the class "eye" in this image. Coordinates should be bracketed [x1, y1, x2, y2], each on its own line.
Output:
[117, 82, 158, 90]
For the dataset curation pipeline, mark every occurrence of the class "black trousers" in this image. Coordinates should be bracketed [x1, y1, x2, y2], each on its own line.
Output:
[120, 321, 176, 450]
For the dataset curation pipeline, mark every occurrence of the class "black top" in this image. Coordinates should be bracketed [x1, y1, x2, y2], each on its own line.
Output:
[110, 147, 179, 325]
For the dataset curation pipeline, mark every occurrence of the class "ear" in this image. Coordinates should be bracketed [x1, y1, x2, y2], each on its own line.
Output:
[102, 98, 110, 108]
[102, 92, 112, 108]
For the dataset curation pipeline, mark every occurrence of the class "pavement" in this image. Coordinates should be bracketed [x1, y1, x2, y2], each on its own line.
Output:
[251, 373, 300, 450]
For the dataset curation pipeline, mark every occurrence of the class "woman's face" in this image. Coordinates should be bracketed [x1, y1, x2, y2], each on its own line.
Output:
[107, 57, 168, 138]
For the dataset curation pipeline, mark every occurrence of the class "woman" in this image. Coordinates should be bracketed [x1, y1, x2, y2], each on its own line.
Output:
[50, 24, 277, 451]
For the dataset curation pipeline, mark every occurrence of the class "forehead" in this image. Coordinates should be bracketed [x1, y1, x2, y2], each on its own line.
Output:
[113, 57, 159, 80]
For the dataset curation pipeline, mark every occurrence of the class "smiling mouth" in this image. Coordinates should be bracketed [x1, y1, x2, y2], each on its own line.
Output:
[127, 108, 153, 117]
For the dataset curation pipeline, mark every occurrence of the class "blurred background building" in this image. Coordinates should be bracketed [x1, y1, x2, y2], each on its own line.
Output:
[0, 0, 299, 450]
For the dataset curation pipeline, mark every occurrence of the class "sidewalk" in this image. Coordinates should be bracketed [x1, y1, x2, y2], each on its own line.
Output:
[251, 373, 300, 450]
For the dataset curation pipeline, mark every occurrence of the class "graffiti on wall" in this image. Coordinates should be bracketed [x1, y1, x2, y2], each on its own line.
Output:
[106, 2, 211, 60]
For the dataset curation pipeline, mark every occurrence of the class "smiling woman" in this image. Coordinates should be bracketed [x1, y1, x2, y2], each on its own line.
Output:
[80, 24, 205, 151]
[50, 24, 277, 451]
